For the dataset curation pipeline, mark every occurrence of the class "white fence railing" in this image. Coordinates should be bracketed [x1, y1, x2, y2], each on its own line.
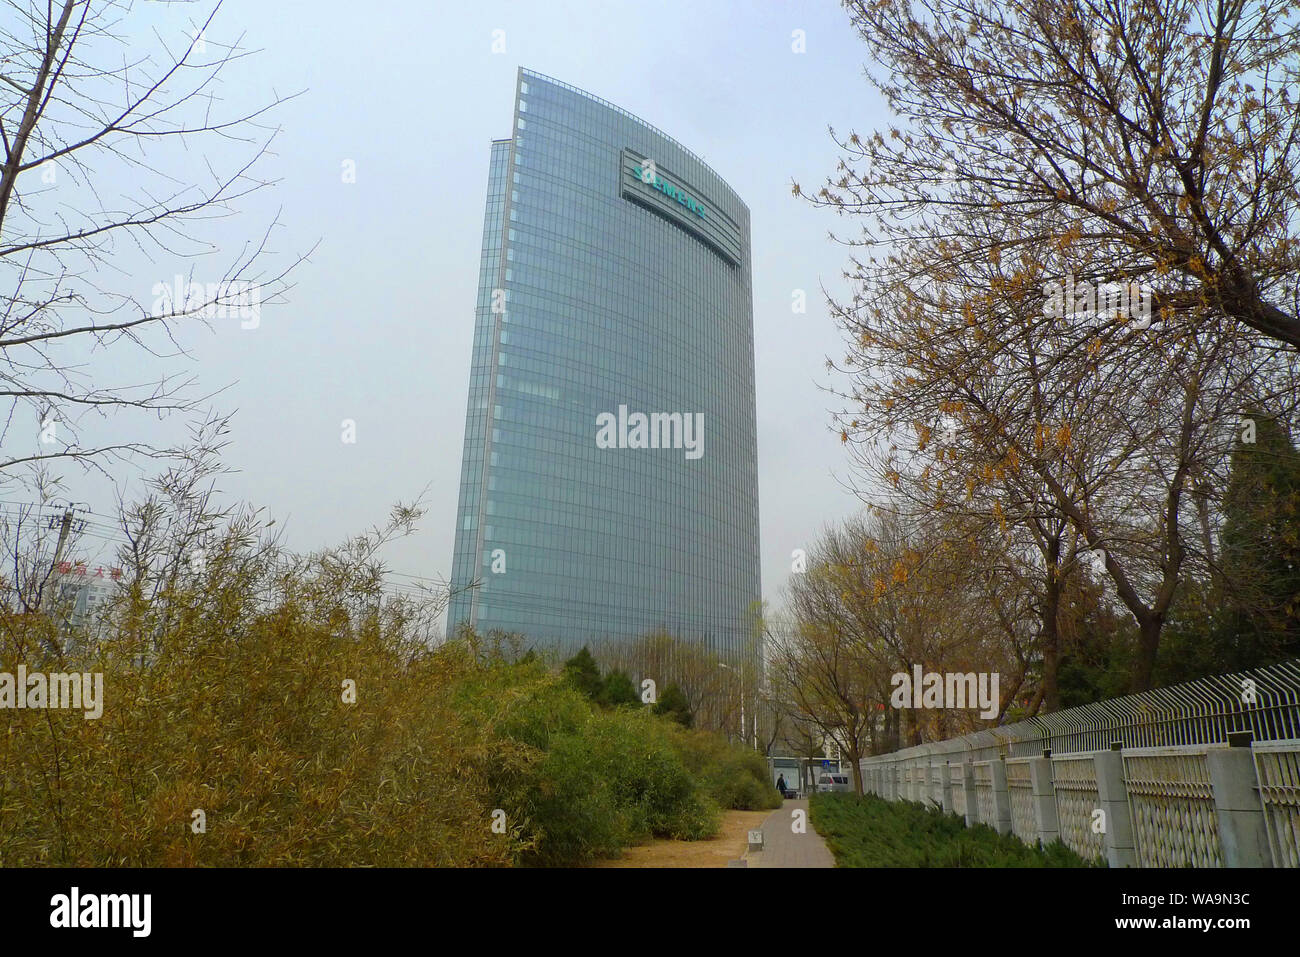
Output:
[858, 659, 1300, 867]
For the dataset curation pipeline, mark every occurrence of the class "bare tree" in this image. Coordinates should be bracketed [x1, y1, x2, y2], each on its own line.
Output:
[803, 0, 1300, 349]
[821, 129, 1299, 687]
[0, 0, 304, 480]
[591, 629, 756, 739]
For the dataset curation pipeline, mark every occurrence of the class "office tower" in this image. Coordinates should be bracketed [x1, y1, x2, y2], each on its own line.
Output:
[448, 69, 760, 667]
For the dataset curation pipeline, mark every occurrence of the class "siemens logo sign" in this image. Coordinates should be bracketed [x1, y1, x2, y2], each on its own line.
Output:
[619, 148, 740, 266]
[631, 163, 707, 219]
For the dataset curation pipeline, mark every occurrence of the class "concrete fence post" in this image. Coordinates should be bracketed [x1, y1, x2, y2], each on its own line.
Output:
[1094, 742, 1137, 868]
[1207, 732, 1272, 868]
[932, 761, 944, 807]
[962, 760, 978, 828]
[1030, 749, 1060, 847]
[991, 756, 1013, 835]
[941, 761, 954, 814]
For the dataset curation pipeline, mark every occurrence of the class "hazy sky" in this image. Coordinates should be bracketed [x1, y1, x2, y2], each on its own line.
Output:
[13, 0, 894, 617]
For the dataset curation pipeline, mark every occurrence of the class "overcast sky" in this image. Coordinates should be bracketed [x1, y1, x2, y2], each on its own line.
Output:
[13, 0, 894, 618]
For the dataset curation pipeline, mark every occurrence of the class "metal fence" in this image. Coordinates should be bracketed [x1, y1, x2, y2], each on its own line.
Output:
[1253, 740, 1300, 868]
[859, 659, 1300, 867]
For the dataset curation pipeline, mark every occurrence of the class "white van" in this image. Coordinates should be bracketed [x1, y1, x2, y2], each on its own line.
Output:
[816, 773, 852, 793]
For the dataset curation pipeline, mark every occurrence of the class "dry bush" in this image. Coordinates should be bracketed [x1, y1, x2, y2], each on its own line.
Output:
[0, 516, 515, 867]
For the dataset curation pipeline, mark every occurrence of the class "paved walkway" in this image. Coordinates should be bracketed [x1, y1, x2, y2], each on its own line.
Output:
[742, 799, 836, 868]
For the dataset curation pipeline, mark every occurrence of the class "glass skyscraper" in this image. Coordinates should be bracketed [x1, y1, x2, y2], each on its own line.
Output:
[447, 68, 760, 665]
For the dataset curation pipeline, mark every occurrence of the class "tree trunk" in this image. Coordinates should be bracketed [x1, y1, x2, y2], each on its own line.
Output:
[902, 704, 921, 747]
[1131, 612, 1164, 693]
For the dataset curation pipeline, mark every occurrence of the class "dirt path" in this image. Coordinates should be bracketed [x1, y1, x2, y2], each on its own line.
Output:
[589, 808, 770, 867]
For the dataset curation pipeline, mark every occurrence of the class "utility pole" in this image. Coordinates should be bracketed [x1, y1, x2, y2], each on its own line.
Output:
[40, 507, 75, 614]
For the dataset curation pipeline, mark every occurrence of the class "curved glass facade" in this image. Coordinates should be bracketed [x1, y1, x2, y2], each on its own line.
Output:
[447, 69, 760, 664]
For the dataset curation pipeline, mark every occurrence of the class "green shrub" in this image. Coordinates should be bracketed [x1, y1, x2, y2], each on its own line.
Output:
[809, 792, 1101, 867]
[708, 751, 783, 811]
[596, 709, 719, 840]
[664, 726, 782, 811]
[501, 707, 719, 865]
[521, 728, 628, 865]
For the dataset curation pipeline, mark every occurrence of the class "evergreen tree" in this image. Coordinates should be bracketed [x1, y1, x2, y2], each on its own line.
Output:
[1214, 413, 1300, 668]
[1151, 578, 1222, 687]
[599, 669, 640, 708]
[561, 647, 603, 701]
[652, 682, 694, 727]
